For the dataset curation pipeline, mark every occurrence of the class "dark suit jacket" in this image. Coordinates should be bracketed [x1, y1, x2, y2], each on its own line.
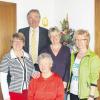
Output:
[18, 26, 51, 54]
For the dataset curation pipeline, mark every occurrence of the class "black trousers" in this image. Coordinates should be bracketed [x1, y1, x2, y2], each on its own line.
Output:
[70, 93, 80, 100]
[70, 93, 87, 100]
[70, 93, 97, 100]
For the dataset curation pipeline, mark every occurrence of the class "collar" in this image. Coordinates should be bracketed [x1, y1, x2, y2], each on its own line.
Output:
[74, 48, 94, 57]
[85, 48, 95, 57]
[10, 49, 29, 59]
[30, 27, 39, 31]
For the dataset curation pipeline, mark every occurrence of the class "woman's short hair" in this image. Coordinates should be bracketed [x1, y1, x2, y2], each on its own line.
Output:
[48, 26, 61, 37]
[38, 53, 53, 66]
[74, 29, 90, 41]
[73, 29, 90, 48]
[12, 32, 25, 43]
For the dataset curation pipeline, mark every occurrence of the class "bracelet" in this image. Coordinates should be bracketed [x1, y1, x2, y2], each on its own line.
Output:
[89, 95, 94, 98]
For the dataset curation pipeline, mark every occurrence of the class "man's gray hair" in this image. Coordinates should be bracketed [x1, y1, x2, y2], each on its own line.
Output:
[27, 9, 41, 18]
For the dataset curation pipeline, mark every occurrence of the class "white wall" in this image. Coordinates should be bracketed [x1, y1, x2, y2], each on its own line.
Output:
[1, 0, 95, 50]
[17, 0, 55, 30]
[0, 0, 18, 3]
[54, 0, 95, 50]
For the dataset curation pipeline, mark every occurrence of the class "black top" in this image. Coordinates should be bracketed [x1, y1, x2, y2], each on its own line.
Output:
[41, 45, 71, 82]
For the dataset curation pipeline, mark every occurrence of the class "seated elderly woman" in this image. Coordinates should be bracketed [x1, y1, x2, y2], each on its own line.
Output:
[28, 53, 64, 100]
[0, 32, 39, 100]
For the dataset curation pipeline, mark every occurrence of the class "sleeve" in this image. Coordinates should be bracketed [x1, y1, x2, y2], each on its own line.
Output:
[56, 78, 64, 100]
[90, 55, 100, 85]
[0, 72, 10, 100]
[29, 56, 36, 74]
[39, 47, 47, 55]
[63, 47, 71, 82]
[0, 54, 10, 99]
[0, 55, 9, 73]
[18, 28, 23, 33]
[27, 55, 37, 75]
[28, 79, 36, 100]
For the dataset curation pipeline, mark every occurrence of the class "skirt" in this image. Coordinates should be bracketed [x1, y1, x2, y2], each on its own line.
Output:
[9, 90, 28, 100]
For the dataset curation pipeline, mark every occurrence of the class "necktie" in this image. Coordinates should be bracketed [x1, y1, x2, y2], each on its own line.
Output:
[30, 29, 37, 63]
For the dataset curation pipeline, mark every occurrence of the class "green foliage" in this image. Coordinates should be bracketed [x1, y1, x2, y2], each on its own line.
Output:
[60, 16, 75, 49]
[60, 18, 69, 31]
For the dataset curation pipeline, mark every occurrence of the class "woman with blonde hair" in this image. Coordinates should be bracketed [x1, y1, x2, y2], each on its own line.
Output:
[40, 26, 71, 99]
[70, 29, 100, 100]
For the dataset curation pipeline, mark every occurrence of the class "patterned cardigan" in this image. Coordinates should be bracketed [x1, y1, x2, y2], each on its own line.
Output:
[0, 49, 36, 93]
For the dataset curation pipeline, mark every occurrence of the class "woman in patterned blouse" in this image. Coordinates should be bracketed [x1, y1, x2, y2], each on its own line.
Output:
[0, 32, 39, 100]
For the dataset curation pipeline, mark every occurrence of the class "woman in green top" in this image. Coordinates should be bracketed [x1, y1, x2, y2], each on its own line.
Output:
[70, 29, 100, 100]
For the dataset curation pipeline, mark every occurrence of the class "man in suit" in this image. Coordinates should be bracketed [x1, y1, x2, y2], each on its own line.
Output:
[18, 9, 50, 70]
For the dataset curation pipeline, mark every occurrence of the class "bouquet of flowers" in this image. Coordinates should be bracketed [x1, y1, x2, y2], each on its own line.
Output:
[60, 15, 74, 49]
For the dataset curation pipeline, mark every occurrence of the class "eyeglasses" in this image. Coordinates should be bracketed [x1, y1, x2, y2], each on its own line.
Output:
[75, 39, 87, 42]
[13, 40, 23, 43]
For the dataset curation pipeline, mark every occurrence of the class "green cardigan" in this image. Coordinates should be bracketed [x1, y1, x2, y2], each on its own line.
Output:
[71, 49, 100, 99]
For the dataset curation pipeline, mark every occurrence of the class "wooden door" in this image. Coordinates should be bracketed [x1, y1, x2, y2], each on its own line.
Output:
[95, 0, 100, 57]
[95, 0, 100, 99]
[0, 1, 16, 99]
[0, 1, 16, 60]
